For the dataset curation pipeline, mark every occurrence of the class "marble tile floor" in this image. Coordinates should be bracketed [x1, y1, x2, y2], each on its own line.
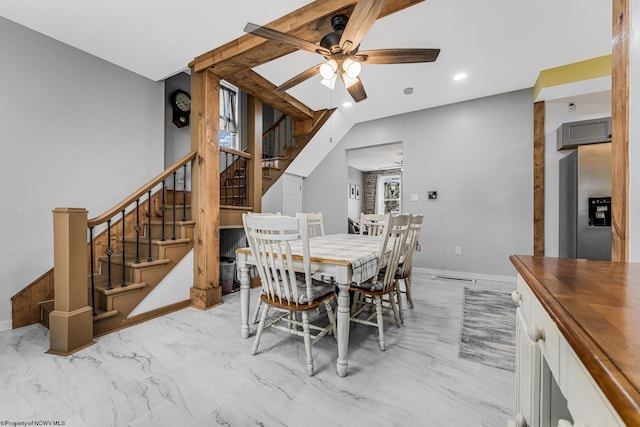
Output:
[0, 270, 516, 427]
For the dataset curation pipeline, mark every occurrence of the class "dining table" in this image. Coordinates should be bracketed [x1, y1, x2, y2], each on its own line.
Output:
[235, 233, 385, 377]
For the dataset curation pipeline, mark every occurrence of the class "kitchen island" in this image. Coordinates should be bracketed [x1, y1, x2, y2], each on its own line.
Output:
[510, 255, 640, 426]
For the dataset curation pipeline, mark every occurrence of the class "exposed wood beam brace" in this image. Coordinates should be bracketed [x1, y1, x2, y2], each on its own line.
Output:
[224, 69, 315, 121]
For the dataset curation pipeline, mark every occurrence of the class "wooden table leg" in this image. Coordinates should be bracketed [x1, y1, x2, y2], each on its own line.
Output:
[239, 265, 251, 338]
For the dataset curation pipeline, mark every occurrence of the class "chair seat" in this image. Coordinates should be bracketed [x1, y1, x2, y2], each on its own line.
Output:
[261, 288, 334, 311]
[352, 273, 393, 293]
[262, 273, 335, 305]
[393, 263, 407, 279]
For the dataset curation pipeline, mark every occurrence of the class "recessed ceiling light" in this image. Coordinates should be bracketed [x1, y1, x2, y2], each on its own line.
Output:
[403, 87, 414, 95]
[342, 101, 353, 108]
[453, 73, 467, 81]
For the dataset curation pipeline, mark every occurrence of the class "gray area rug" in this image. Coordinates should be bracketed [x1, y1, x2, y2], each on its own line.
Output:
[459, 287, 517, 371]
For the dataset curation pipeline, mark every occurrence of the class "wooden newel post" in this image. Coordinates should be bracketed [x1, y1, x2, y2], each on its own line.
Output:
[48, 208, 95, 355]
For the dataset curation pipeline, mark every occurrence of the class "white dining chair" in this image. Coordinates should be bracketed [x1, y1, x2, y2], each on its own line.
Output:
[247, 212, 281, 324]
[298, 212, 325, 237]
[394, 214, 424, 320]
[350, 213, 411, 351]
[359, 213, 386, 236]
[242, 213, 337, 376]
[297, 211, 333, 285]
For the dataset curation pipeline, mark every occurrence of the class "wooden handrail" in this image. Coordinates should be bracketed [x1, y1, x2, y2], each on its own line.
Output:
[263, 114, 287, 138]
[88, 151, 197, 226]
[220, 146, 252, 159]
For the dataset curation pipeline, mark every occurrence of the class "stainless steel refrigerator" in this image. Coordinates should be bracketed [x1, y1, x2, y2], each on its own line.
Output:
[559, 143, 611, 260]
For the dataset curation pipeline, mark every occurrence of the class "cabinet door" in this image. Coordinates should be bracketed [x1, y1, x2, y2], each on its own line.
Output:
[515, 307, 541, 427]
[556, 117, 611, 150]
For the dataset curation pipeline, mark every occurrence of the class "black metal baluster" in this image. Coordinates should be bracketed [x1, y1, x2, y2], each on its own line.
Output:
[235, 154, 240, 206]
[243, 157, 248, 206]
[106, 219, 113, 290]
[172, 172, 177, 240]
[232, 153, 236, 206]
[182, 164, 187, 221]
[277, 124, 281, 156]
[226, 152, 231, 205]
[224, 153, 236, 206]
[161, 181, 166, 241]
[147, 190, 153, 262]
[89, 226, 96, 316]
[135, 199, 141, 263]
[263, 135, 268, 158]
[288, 116, 293, 148]
[121, 209, 127, 287]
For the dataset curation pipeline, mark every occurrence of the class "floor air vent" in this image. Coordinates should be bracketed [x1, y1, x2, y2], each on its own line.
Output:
[431, 275, 477, 283]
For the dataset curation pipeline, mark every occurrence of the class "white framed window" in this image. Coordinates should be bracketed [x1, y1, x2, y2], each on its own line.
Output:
[220, 82, 239, 150]
[376, 174, 401, 214]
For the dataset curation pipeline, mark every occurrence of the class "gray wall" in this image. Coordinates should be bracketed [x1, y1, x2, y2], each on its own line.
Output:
[165, 73, 192, 165]
[0, 18, 165, 329]
[347, 166, 363, 220]
[303, 89, 534, 277]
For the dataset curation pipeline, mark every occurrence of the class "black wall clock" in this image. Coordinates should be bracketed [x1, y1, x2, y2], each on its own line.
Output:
[170, 89, 191, 128]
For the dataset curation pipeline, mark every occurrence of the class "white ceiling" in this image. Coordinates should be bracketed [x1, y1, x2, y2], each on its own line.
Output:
[347, 142, 403, 171]
[0, 0, 612, 170]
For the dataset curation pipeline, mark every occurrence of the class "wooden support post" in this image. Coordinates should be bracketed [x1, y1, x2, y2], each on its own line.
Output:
[246, 95, 263, 213]
[611, 0, 629, 262]
[533, 101, 545, 256]
[189, 68, 222, 309]
[48, 208, 94, 355]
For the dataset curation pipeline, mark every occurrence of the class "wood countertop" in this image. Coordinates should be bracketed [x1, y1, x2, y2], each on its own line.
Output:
[510, 255, 640, 426]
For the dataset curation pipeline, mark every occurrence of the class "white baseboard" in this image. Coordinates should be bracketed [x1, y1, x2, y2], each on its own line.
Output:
[0, 319, 12, 332]
[414, 267, 516, 284]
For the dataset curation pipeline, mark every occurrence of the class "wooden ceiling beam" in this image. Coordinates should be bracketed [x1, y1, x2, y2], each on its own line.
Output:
[190, 0, 425, 78]
[223, 70, 315, 121]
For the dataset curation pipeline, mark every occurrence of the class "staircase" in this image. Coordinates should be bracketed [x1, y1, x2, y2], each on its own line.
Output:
[218, 108, 333, 227]
[11, 108, 334, 348]
[38, 189, 195, 337]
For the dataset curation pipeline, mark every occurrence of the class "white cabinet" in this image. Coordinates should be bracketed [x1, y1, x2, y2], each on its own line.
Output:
[512, 274, 625, 427]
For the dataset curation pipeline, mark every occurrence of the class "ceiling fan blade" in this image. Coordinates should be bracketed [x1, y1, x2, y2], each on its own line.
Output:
[355, 48, 441, 64]
[340, 0, 387, 54]
[244, 23, 330, 56]
[275, 64, 321, 92]
[345, 77, 368, 103]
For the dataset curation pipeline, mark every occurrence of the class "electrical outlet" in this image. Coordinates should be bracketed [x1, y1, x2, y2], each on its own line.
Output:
[410, 193, 419, 201]
[428, 191, 438, 200]
[455, 246, 463, 255]
[177, 174, 185, 184]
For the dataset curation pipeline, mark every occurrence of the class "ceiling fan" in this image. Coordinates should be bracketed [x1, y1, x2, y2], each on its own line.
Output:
[243, 0, 440, 103]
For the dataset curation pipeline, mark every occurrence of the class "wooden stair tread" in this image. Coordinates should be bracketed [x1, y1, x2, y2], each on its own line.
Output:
[147, 219, 195, 225]
[96, 254, 171, 268]
[99, 282, 146, 296]
[122, 237, 191, 245]
[93, 308, 119, 321]
[90, 280, 147, 295]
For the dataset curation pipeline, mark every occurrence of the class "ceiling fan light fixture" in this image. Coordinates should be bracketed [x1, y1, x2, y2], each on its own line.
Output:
[341, 73, 358, 89]
[342, 58, 362, 78]
[321, 74, 337, 89]
[319, 59, 338, 79]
